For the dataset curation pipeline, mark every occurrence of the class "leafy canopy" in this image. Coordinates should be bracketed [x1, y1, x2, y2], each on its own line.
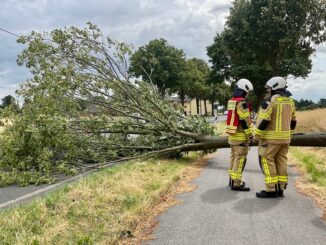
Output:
[129, 39, 186, 97]
[207, 0, 326, 104]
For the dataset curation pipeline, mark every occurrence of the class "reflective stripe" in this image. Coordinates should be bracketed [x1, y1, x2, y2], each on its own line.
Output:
[230, 156, 245, 180]
[254, 128, 263, 136]
[238, 110, 250, 119]
[258, 108, 272, 119]
[238, 156, 245, 175]
[244, 127, 252, 135]
[276, 104, 281, 132]
[276, 97, 293, 102]
[229, 132, 247, 141]
[228, 100, 237, 130]
[254, 129, 292, 140]
[278, 176, 288, 182]
[227, 101, 237, 110]
[230, 108, 236, 129]
[262, 157, 278, 184]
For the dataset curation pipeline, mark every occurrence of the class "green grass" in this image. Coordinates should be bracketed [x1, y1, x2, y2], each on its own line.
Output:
[0, 153, 202, 245]
[291, 148, 326, 186]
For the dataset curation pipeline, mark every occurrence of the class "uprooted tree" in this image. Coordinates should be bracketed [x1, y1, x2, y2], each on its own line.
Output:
[0, 23, 325, 185]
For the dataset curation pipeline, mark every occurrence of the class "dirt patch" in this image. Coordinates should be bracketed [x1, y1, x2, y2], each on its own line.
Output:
[121, 154, 213, 245]
[289, 156, 326, 221]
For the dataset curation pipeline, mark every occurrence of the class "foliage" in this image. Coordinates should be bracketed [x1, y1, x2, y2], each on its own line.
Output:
[291, 148, 326, 186]
[185, 58, 210, 101]
[0, 95, 20, 112]
[294, 98, 326, 111]
[129, 38, 186, 97]
[207, 0, 326, 106]
[0, 23, 219, 185]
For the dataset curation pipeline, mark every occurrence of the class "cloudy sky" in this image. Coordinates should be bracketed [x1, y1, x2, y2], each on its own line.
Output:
[0, 0, 325, 102]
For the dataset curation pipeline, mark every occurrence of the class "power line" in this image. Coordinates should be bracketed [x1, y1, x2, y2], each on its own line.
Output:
[0, 27, 19, 37]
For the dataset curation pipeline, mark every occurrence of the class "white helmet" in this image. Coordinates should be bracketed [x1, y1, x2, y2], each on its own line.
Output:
[236, 79, 253, 93]
[266, 77, 287, 90]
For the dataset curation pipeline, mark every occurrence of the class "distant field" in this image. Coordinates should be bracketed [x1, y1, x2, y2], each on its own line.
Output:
[294, 108, 326, 132]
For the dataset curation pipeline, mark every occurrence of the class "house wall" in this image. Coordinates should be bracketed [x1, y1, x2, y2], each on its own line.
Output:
[184, 99, 213, 116]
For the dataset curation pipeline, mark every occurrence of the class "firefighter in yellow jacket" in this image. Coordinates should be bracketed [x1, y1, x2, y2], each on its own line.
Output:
[226, 79, 253, 191]
[254, 77, 297, 198]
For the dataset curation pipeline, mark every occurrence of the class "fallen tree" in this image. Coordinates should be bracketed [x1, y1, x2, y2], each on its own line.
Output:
[0, 23, 324, 185]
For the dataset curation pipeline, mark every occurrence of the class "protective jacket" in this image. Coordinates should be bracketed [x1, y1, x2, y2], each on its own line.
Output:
[226, 97, 253, 145]
[255, 94, 296, 144]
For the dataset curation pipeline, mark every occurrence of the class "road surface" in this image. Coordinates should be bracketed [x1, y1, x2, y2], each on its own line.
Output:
[147, 147, 326, 245]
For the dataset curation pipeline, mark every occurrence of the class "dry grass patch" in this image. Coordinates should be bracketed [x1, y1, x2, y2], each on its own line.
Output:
[294, 108, 326, 132]
[0, 152, 210, 244]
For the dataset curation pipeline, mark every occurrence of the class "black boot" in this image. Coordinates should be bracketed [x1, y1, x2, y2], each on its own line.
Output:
[278, 190, 284, 197]
[256, 190, 278, 198]
[231, 182, 250, 191]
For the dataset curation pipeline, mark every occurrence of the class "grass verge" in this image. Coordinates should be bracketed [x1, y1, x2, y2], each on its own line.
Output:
[0, 152, 210, 244]
[289, 147, 326, 220]
[290, 148, 326, 186]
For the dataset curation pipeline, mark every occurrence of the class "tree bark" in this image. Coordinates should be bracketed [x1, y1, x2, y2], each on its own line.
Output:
[196, 98, 200, 115]
[204, 99, 208, 116]
[184, 132, 326, 149]
[210, 99, 215, 116]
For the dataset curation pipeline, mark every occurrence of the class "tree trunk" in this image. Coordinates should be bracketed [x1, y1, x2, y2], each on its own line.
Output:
[210, 99, 215, 116]
[183, 132, 326, 150]
[204, 100, 208, 116]
[179, 90, 186, 107]
[196, 98, 200, 115]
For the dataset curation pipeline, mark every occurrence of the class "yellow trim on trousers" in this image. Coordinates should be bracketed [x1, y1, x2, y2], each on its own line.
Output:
[230, 156, 245, 180]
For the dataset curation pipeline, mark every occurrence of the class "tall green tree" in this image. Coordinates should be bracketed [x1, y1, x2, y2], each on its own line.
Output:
[185, 58, 210, 115]
[207, 82, 231, 115]
[129, 39, 186, 97]
[1, 95, 20, 111]
[207, 0, 326, 106]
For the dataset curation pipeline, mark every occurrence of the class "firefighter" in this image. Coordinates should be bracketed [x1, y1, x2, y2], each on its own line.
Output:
[254, 77, 297, 198]
[226, 79, 253, 191]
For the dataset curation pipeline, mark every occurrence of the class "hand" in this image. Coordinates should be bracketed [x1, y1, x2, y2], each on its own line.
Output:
[252, 136, 259, 144]
[248, 135, 254, 145]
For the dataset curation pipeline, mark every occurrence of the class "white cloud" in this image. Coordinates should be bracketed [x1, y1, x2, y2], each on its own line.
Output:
[0, 0, 325, 102]
[287, 46, 326, 102]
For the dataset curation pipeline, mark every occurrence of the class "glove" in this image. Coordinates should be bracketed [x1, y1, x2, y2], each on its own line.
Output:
[248, 135, 254, 145]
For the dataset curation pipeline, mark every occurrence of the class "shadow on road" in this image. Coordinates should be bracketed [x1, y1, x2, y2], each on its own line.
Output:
[311, 217, 326, 230]
[201, 186, 239, 204]
[232, 197, 282, 214]
[205, 162, 299, 177]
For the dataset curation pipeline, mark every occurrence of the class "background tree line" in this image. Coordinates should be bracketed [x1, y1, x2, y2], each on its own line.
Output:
[294, 98, 326, 111]
[129, 38, 230, 116]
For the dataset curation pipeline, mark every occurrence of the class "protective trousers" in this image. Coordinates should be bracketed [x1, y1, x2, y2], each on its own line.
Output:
[229, 144, 248, 187]
[258, 143, 289, 192]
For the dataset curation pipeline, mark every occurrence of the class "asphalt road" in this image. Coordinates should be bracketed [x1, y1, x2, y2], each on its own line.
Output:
[0, 172, 91, 209]
[147, 147, 326, 245]
[206, 115, 227, 124]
